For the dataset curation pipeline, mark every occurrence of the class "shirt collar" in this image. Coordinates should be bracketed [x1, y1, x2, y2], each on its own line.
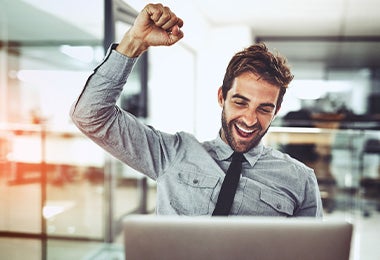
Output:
[213, 133, 264, 167]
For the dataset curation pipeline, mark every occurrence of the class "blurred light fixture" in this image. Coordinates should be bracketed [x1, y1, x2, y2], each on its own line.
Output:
[60, 45, 94, 63]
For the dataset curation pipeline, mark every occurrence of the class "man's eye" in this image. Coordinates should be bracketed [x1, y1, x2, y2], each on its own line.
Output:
[259, 107, 273, 113]
[234, 101, 246, 106]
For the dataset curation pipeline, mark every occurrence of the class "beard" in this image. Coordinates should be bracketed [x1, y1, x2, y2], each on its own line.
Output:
[221, 108, 270, 153]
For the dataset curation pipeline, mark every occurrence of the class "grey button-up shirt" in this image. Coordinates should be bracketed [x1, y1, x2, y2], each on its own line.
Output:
[70, 45, 323, 217]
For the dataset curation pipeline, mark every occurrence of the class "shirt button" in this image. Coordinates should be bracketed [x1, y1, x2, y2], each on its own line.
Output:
[193, 179, 199, 184]
[276, 203, 282, 210]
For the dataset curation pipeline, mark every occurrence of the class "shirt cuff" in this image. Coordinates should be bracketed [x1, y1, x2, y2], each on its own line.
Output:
[95, 43, 138, 82]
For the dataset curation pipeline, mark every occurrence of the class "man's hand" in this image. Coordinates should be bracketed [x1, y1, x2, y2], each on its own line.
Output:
[116, 3, 184, 57]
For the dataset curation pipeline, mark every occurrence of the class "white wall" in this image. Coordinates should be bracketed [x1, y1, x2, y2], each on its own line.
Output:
[148, 44, 197, 134]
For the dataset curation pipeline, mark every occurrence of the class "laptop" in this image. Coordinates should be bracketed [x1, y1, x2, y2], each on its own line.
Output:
[123, 215, 353, 260]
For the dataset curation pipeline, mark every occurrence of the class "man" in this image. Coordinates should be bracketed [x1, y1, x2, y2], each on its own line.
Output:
[70, 3, 323, 217]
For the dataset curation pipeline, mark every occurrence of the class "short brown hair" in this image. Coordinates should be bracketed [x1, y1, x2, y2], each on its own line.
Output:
[221, 42, 294, 110]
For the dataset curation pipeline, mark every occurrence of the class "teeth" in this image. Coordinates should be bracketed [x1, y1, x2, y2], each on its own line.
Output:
[236, 124, 254, 134]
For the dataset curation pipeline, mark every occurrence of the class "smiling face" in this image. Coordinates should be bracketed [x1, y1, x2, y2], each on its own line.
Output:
[218, 72, 280, 153]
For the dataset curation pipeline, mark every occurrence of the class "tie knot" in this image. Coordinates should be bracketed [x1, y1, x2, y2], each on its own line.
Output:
[231, 152, 243, 162]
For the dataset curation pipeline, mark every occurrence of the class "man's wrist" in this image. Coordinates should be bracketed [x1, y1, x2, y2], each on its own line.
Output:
[116, 32, 147, 58]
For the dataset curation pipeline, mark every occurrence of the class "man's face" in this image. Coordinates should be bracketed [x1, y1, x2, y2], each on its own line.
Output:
[218, 72, 280, 153]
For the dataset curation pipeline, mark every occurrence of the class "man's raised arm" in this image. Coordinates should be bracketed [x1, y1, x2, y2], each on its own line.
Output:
[69, 3, 184, 178]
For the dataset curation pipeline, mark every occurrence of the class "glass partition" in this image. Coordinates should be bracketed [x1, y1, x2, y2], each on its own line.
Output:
[264, 125, 380, 215]
[0, 0, 113, 258]
[0, 123, 107, 239]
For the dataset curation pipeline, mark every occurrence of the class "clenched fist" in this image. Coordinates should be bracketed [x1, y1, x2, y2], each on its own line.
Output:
[116, 3, 184, 57]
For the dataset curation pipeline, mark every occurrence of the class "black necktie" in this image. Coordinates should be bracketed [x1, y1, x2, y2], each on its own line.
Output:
[212, 152, 243, 216]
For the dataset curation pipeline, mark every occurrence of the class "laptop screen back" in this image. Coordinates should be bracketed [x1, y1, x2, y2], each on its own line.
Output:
[123, 215, 353, 260]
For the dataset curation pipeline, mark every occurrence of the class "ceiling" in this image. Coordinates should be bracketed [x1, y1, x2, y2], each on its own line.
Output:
[1, 0, 380, 71]
[195, 0, 380, 37]
[193, 0, 380, 70]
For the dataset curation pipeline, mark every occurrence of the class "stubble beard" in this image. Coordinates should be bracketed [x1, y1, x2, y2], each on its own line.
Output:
[221, 108, 270, 153]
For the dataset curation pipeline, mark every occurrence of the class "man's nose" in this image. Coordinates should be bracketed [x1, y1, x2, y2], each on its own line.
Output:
[242, 111, 258, 127]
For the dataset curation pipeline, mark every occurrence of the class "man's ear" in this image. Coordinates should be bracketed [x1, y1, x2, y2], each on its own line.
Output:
[217, 87, 224, 107]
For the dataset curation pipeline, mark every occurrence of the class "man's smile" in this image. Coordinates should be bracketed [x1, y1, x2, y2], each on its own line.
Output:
[234, 123, 257, 138]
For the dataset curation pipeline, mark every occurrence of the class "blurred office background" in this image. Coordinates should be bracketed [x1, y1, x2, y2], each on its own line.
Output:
[0, 0, 379, 259]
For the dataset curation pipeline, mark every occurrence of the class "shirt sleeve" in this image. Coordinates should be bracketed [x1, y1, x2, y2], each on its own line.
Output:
[70, 45, 180, 180]
[295, 170, 324, 217]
